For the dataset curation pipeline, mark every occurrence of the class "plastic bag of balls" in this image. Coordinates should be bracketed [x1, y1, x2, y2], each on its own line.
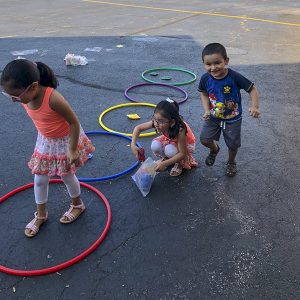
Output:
[132, 157, 158, 197]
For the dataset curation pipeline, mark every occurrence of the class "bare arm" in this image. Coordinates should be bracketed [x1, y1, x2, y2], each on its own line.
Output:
[49, 90, 80, 163]
[200, 92, 211, 120]
[155, 129, 187, 172]
[131, 120, 153, 158]
[248, 85, 260, 118]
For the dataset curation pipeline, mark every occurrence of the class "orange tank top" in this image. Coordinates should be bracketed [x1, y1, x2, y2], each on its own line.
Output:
[184, 122, 196, 145]
[163, 121, 196, 145]
[22, 87, 70, 138]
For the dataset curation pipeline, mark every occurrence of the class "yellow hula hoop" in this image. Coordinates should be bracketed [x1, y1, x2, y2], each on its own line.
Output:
[98, 102, 157, 137]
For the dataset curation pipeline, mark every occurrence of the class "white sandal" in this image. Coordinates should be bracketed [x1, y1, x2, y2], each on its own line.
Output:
[170, 163, 183, 177]
[24, 212, 48, 238]
[60, 202, 85, 224]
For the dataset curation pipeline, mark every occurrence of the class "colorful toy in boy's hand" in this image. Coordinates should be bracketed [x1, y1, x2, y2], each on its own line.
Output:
[137, 147, 145, 162]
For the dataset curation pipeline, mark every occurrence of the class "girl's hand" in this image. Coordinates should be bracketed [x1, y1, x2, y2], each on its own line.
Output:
[202, 110, 210, 120]
[155, 160, 167, 172]
[68, 149, 79, 164]
[249, 106, 260, 118]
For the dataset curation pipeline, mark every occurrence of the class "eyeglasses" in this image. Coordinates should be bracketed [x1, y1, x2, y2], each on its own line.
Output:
[1, 82, 36, 102]
[151, 116, 170, 125]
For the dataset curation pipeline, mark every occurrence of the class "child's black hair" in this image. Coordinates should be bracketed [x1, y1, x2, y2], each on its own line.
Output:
[0, 59, 58, 89]
[201, 43, 227, 62]
[154, 100, 187, 139]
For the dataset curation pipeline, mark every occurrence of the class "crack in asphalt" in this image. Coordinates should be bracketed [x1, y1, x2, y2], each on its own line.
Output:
[89, 224, 158, 297]
[1, 277, 25, 293]
[56, 74, 189, 99]
[56, 74, 124, 93]
[95, 224, 156, 265]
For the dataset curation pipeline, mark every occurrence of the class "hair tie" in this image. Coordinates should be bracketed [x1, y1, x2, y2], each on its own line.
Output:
[166, 97, 174, 103]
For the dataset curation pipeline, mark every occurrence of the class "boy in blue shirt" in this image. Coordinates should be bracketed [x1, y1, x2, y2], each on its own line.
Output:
[198, 43, 260, 176]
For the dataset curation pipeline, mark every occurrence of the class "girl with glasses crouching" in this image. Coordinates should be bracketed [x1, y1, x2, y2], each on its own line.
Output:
[131, 99, 198, 177]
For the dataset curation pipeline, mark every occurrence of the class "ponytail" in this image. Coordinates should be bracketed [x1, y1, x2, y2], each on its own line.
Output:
[36, 61, 58, 88]
[168, 114, 187, 140]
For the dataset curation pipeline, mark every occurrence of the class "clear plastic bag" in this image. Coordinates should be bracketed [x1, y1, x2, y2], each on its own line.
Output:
[64, 53, 88, 66]
[132, 157, 158, 197]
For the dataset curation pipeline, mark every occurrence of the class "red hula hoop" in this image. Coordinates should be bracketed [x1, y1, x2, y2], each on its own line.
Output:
[0, 179, 112, 277]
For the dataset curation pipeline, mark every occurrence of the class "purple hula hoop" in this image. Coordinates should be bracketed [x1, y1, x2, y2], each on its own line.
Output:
[124, 83, 188, 104]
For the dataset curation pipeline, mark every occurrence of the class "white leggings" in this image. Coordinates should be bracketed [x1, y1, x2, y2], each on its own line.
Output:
[151, 140, 178, 158]
[34, 173, 81, 205]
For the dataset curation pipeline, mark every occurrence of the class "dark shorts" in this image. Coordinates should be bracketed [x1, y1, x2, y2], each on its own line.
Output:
[200, 118, 242, 150]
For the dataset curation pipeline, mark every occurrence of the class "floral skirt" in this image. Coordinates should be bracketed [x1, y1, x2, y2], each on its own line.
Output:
[28, 129, 95, 176]
[153, 135, 198, 169]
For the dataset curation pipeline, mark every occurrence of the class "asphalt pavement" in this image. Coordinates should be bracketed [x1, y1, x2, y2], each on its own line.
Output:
[0, 1, 300, 299]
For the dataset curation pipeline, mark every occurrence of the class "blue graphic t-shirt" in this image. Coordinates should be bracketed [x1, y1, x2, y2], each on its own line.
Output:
[198, 68, 254, 123]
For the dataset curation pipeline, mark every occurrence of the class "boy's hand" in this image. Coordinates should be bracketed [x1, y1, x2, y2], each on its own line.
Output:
[202, 111, 210, 120]
[249, 106, 260, 118]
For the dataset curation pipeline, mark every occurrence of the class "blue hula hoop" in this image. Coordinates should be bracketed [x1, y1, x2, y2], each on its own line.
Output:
[78, 131, 142, 182]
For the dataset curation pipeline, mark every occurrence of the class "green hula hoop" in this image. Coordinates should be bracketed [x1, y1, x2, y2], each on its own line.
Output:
[99, 102, 157, 137]
[142, 67, 197, 86]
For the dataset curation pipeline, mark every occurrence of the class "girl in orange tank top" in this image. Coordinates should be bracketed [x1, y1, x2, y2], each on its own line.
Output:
[1, 59, 95, 238]
[131, 99, 198, 177]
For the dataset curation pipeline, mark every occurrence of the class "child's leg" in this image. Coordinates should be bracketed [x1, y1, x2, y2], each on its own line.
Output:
[187, 144, 198, 167]
[201, 139, 220, 166]
[163, 144, 183, 176]
[61, 172, 81, 205]
[201, 139, 219, 153]
[223, 119, 242, 176]
[228, 148, 238, 163]
[60, 173, 85, 224]
[151, 139, 165, 158]
[225, 148, 238, 177]
[34, 174, 50, 208]
[25, 174, 50, 237]
[200, 119, 221, 166]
